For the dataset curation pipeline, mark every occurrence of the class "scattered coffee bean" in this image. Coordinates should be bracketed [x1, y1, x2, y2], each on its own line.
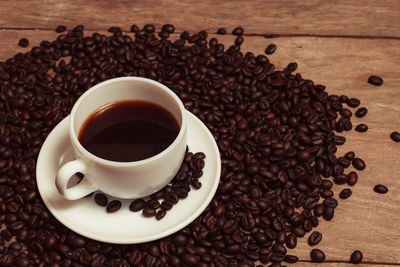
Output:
[355, 107, 368, 118]
[349, 250, 363, 264]
[347, 171, 358, 186]
[265, 43, 277, 55]
[284, 255, 298, 263]
[216, 28, 227, 35]
[308, 231, 322, 246]
[143, 24, 155, 33]
[347, 98, 361, 108]
[18, 38, 29, 47]
[129, 199, 146, 212]
[355, 124, 368, 132]
[232, 26, 244, 35]
[368, 75, 383, 86]
[155, 210, 166, 220]
[310, 249, 326, 262]
[130, 24, 139, 32]
[162, 24, 175, 33]
[345, 151, 356, 161]
[373, 184, 388, 194]
[352, 158, 366, 170]
[323, 207, 335, 221]
[106, 200, 121, 213]
[339, 188, 352, 199]
[286, 234, 297, 249]
[55, 25, 67, 33]
[142, 206, 156, 217]
[390, 131, 400, 142]
[94, 193, 108, 207]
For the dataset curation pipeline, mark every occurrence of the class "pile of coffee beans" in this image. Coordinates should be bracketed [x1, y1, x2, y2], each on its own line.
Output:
[93, 149, 205, 220]
[0, 24, 369, 266]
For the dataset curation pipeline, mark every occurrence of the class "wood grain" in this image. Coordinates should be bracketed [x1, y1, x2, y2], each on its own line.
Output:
[1, 0, 400, 37]
[0, 6, 400, 266]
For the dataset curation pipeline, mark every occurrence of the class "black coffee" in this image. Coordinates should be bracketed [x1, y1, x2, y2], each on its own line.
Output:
[78, 100, 180, 162]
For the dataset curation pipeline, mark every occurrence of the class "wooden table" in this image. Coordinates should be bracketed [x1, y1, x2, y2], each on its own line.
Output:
[1, 1, 399, 266]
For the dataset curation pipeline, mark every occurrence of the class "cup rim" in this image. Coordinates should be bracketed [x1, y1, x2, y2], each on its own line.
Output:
[69, 76, 187, 167]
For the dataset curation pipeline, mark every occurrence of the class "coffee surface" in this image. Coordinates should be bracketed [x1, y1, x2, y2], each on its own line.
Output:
[78, 100, 179, 162]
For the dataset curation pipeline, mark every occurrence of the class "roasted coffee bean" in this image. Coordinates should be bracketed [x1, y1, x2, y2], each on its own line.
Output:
[347, 171, 358, 186]
[15, 255, 30, 266]
[143, 24, 155, 33]
[323, 197, 338, 208]
[355, 124, 368, 132]
[345, 151, 356, 161]
[173, 234, 188, 246]
[308, 231, 322, 246]
[160, 201, 173, 211]
[355, 107, 368, 118]
[18, 38, 29, 47]
[146, 199, 161, 209]
[339, 188, 352, 199]
[142, 206, 156, 217]
[55, 25, 67, 33]
[216, 28, 227, 35]
[347, 98, 361, 108]
[373, 184, 388, 194]
[314, 204, 325, 217]
[310, 249, 326, 262]
[272, 243, 287, 255]
[265, 44, 277, 55]
[368, 75, 383, 86]
[350, 250, 363, 264]
[390, 131, 400, 142]
[340, 95, 349, 103]
[232, 26, 244, 35]
[194, 152, 206, 159]
[129, 24, 139, 32]
[352, 158, 366, 170]
[94, 193, 108, 207]
[106, 200, 121, 213]
[2, 253, 14, 265]
[323, 207, 334, 221]
[214, 205, 226, 217]
[284, 254, 298, 263]
[321, 180, 333, 190]
[162, 24, 175, 33]
[129, 199, 146, 212]
[155, 210, 166, 220]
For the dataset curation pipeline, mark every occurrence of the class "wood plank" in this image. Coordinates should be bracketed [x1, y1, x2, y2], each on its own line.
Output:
[1, 30, 400, 266]
[0, 0, 400, 37]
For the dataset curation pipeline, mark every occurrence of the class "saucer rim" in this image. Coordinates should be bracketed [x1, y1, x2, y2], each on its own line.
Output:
[36, 110, 221, 244]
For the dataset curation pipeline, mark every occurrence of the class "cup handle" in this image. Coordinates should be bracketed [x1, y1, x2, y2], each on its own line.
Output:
[55, 159, 97, 200]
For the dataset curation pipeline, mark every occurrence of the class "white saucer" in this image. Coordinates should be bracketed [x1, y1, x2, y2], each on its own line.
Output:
[36, 110, 221, 244]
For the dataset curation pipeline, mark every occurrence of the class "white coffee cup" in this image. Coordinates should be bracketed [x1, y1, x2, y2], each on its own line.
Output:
[55, 77, 187, 200]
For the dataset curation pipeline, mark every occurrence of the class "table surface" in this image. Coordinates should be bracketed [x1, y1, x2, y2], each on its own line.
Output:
[0, 1, 399, 266]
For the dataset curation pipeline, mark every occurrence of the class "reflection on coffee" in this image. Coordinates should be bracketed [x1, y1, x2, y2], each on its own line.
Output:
[78, 100, 179, 162]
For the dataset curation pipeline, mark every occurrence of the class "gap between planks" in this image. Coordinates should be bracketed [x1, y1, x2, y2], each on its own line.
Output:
[1, 27, 400, 41]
